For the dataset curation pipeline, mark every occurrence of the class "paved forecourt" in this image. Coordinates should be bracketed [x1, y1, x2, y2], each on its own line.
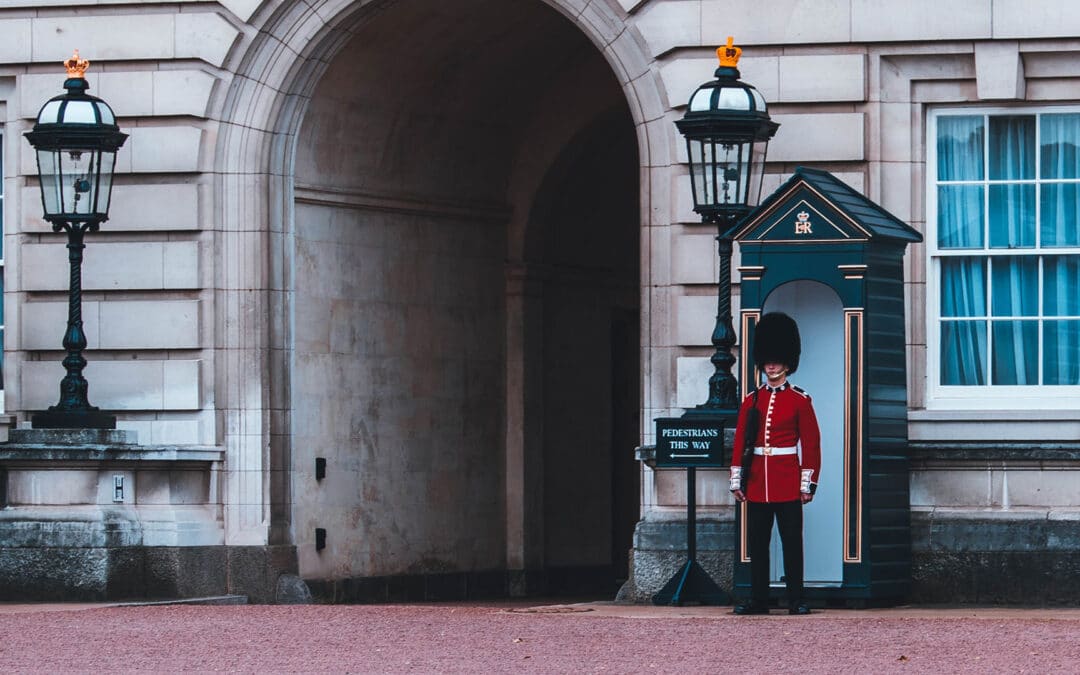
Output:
[1, 601, 1079, 673]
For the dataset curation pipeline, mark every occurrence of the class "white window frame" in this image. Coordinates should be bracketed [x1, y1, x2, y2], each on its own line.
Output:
[0, 124, 5, 413]
[926, 105, 1080, 411]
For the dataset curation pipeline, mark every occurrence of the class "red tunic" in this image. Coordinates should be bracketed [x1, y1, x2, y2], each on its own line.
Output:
[731, 382, 821, 503]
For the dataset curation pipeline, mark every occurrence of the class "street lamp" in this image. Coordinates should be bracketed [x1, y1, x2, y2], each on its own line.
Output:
[25, 51, 128, 429]
[651, 37, 780, 608]
[676, 37, 778, 416]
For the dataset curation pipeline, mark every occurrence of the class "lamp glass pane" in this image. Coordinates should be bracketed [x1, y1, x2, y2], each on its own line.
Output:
[749, 140, 769, 206]
[36, 149, 62, 216]
[751, 88, 767, 113]
[62, 149, 96, 215]
[716, 140, 748, 206]
[95, 151, 117, 215]
[37, 100, 63, 124]
[689, 88, 713, 112]
[689, 139, 712, 207]
[715, 87, 750, 111]
[61, 100, 98, 124]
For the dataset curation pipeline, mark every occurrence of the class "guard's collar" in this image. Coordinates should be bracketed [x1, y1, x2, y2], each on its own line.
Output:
[765, 382, 790, 394]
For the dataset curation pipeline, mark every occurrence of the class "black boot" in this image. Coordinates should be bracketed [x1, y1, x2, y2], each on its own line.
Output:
[788, 603, 811, 615]
[733, 602, 770, 615]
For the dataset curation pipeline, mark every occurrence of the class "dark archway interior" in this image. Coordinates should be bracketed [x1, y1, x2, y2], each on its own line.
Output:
[530, 109, 640, 589]
[290, 0, 640, 595]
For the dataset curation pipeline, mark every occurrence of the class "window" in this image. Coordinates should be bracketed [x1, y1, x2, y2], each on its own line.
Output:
[928, 109, 1080, 406]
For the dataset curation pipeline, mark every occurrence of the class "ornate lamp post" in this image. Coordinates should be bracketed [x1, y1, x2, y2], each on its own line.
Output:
[25, 51, 128, 429]
[676, 37, 778, 417]
[651, 37, 780, 607]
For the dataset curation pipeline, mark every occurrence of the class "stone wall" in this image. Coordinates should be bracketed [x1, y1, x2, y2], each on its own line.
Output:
[290, 199, 507, 579]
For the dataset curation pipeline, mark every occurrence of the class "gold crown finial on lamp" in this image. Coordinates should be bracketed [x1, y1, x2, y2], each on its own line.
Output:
[717, 36, 741, 68]
[64, 50, 90, 79]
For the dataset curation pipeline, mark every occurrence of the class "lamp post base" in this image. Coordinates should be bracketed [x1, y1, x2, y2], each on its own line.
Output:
[653, 558, 731, 606]
[680, 405, 739, 420]
[32, 409, 117, 430]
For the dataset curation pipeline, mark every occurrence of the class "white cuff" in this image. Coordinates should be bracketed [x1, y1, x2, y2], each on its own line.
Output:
[729, 466, 742, 491]
[800, 469, 814, 493]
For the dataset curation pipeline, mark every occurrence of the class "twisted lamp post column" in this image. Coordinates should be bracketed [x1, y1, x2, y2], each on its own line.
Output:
[699, 218, 742, 412]
[52, 221, 97, 416]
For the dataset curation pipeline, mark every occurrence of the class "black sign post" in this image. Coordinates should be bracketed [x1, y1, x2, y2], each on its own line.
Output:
[652, 418, 731, 606]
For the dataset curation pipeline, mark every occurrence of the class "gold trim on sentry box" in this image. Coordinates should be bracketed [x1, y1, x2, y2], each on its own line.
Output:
[843, 309, 864, 563]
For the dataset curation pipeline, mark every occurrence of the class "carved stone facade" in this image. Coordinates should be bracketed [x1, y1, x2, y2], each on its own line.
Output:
[0, 0, 1078, 603]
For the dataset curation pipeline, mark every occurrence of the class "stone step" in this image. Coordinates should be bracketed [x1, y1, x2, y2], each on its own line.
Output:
[114, 595, 249, 607]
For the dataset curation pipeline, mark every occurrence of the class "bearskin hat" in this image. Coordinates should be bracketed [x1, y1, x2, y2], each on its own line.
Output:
[752, 312, 801, 375]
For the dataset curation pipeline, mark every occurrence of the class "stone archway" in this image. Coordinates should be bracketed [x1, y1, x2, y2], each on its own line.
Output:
[213, 0, 665, 594]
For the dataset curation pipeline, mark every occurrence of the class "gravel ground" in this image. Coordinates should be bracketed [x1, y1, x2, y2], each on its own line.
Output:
[1, 601, 1078, 673]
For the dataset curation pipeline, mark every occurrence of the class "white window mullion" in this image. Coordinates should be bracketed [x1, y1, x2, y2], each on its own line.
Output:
[984, 256, 992, 388]
[1038, 256, 1044, 385]
[0, 128, 5, 412]
[982, 113, 991, 390]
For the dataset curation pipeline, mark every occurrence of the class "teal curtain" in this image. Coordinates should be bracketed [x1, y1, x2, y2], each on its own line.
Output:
[1040, 116, 1080, 384]
[941, 258, 987, 385]
[989, 116, 1035, 180]
[1044, 256, 1080, 384]
[990, 257, 1038, 384]
[1041, 114, 1080, 247]
[937, 116, 985, 249]
[989, 184, 1035, 248]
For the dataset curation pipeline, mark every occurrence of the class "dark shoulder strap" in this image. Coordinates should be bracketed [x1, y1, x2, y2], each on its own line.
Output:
[743, 387, 760, 450]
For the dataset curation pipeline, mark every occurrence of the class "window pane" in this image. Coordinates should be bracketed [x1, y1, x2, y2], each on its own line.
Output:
[938, 185, 984, 248]
[991, 257, 1038, 316]
[992, 320, 1038, 384]
[1040, 113, 1080, 179]
[941, 257, 987, 317]
[937, 115, 984, 181]
[989, 184, 1035, 248]
[1040, 183, 1080, 247]
[941, 320, 986, 385]
[1044, 256, 1080, 316]
[989, 115, 1036, 180]
[1044, 320, 1080, 385]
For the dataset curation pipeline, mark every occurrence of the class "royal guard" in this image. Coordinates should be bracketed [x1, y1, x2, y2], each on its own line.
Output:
[730, 312, 821, 615]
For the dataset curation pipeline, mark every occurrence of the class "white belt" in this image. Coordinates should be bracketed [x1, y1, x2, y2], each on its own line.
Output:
[753, 446, 797, 456]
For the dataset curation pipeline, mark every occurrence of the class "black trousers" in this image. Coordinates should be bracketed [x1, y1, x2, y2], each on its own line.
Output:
[746, 499, 804, 607]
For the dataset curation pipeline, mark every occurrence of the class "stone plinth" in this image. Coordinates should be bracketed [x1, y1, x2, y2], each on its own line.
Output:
[0, 434, 299, 602]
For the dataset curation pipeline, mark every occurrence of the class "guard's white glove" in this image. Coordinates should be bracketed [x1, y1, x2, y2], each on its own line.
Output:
[729, 466, 742, 492]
